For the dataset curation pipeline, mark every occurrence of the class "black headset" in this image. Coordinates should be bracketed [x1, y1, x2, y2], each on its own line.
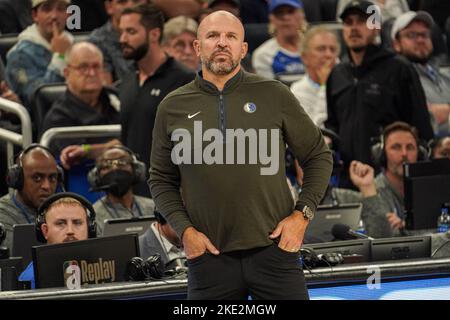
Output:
[87, 145, 146, 188]
[6, 144, 64, 190]
[35, 192, 97, 243]
[125, 254, 165, 280]
[371, 123, 429, 168]
[300, 247, 344, 269]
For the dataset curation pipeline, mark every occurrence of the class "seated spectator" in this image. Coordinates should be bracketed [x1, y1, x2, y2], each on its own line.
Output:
[0, 0, 32, 34]
[139, 211, 185, 269]
[391, 11, 450, 136]
[89, 145, 155, 235]
[40, 42, 120, 155]
[18, 192, 94, 288]
[0, 144, 61, 249]
[88, 0, 148, 84]
[5, 0, 73, 109]
[431, 136, 450, 159]
[252, 0, 307, 83]
[207, 0, 240, 17]
[336, 0, 409, 22]
[325, 122, 425, 238]
[161, 16, 199, 71]
[290, 26, 339, 128]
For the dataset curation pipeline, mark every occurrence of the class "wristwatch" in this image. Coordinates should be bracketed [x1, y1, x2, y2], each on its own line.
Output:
[295, 204, 315, 221]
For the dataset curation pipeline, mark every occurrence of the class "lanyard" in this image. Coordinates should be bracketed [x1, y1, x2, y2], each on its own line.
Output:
[12, 194, 32, 224]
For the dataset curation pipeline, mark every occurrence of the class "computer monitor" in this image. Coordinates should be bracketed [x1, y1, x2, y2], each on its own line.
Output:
[11, 224, 41, 271]
[102, 216, 155, 237]
[0, 257, 22, 291]
[307, 239, 371, 263]
[304, 203, 362, 243]
[404, 159, 450, 230]
[370, 236, 431, 262]
[32, 234, 139, 289]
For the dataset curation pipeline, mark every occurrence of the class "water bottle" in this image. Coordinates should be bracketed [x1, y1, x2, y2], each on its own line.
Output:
[356, 219, 366, 235]
[437, 207, 450, 233]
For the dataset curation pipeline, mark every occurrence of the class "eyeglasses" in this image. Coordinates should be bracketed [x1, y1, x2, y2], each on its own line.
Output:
[98, 159, 132, 170]
[68, 63, 104, 75]
[400, 31, 431, 40]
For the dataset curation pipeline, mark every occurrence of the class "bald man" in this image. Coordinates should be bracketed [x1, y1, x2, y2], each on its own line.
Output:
[40, 42, 121, 155]
[0, 145, 60, 250]
[150, 11, 332, 300]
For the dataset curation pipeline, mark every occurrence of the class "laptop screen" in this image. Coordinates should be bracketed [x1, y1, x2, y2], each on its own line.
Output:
[102, 216, 155, 237]
[32, 234, 139, 289]
[304, 203, 362, 243]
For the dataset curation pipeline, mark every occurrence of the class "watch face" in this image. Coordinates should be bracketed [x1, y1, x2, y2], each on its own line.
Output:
[304, 207, 314, 220]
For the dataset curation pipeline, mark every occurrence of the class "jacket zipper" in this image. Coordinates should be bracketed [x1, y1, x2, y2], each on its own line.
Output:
[219, 92, 226, 140]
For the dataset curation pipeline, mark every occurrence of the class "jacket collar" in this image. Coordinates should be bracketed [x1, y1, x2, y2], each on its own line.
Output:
[195, 68, 244, 94]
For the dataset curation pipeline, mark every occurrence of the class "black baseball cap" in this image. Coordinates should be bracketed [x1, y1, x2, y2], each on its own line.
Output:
[339, 0, 375, 20]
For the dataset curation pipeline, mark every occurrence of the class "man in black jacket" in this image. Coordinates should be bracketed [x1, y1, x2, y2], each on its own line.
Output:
[325, 1, 433, 187]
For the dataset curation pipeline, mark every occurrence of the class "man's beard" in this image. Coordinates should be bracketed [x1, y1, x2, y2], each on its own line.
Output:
[122, 41, 149, 61]
[202, 51, 239, 75]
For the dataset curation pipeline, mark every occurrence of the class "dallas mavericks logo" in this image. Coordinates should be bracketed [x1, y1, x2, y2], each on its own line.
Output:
[243, 102, 257, 113]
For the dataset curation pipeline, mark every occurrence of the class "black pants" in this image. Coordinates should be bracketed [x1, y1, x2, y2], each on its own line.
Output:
[187, 242, 309, 300]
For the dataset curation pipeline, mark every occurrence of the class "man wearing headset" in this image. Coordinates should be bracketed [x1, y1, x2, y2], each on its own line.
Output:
[324, 121, 424, 238]
[90, 146, 155, 235]
[18, 193, 93, 289]
[0, 144, 61, 250]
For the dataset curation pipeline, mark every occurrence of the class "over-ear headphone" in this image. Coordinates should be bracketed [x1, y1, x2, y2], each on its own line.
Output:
[371, 122, 429, 168]
[300, 247, 344, 269]
[87, 145, 146, 188]
[6, 144, 64, 190]
[125, 254, 165, 281]
[35, 192, 97, 243]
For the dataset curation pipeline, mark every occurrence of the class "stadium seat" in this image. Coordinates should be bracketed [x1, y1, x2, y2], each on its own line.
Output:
[0, 33, 18, 63]
[32, 83, 66, 135]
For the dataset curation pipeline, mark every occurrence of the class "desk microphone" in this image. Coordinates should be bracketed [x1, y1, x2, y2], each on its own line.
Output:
[332, 223, 374, 241]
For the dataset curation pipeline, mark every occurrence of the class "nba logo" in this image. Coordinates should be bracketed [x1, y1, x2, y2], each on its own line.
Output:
[63, 260, 81, 290]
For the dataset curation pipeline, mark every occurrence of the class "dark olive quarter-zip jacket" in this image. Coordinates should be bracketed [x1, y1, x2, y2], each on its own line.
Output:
[149, 69, 332, 253]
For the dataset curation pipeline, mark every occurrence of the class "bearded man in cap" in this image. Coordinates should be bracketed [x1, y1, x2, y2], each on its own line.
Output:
[5, 0, 73, 109]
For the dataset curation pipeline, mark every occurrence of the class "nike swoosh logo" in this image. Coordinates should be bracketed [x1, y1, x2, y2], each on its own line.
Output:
[188, 111, 201, 119]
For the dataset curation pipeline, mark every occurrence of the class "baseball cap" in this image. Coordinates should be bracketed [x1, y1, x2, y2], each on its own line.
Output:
[32, 0, 70, 9]
[339, 0, 375, 20]
[390, 11, 434, 40]
[208, 0, 240, 8]
[269, 0, 303, 14]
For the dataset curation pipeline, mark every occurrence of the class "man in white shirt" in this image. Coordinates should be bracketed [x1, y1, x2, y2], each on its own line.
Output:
[290, 26, 339, 128]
